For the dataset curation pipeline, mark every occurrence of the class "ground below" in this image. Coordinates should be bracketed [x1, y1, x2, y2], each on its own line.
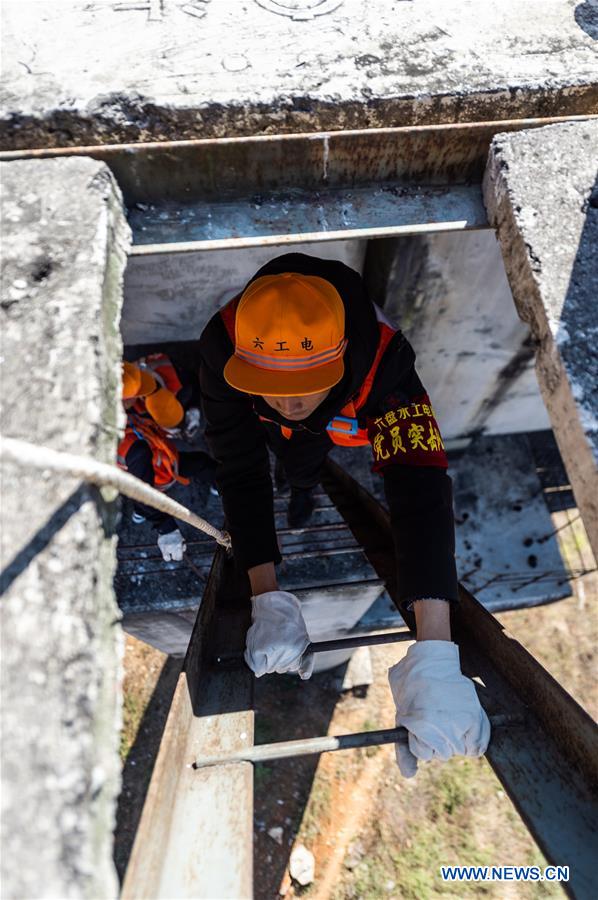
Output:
[114, 540, 596, 899]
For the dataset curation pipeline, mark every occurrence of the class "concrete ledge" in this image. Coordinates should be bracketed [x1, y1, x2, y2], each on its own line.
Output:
[484, 120, 598, 559]
[1, 0, 597, 148]
[0, 158, 130, 898]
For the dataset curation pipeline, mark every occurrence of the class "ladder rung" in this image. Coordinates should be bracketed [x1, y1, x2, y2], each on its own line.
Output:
[214, 628, 412, 666]
[194, 714, 523, 769]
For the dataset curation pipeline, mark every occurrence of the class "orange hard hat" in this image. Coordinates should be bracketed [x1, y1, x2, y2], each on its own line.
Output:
[145, 388, 184, 429]
[223, 273, 347, 397]
[122, 362, 156, 400]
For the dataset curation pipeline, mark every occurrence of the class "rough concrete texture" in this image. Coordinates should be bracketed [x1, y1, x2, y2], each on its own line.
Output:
[484, 120, 598, 560]
[122, 239, 366, 344]
[381, 230, 551, 441]
[0, 158, 130, 898]
[1, 0, 597, 148]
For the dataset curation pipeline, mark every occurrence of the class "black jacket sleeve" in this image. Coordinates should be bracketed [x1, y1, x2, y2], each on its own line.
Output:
[198, 315, 281, 571]
[364, 331, 459, 609]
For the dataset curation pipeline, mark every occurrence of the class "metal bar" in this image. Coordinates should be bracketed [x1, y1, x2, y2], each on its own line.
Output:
[307, 630, 411, 654]
[182, 552, 206, 583]
[128, 218, 487, 256]
[215, 628, 412, 665]
[194, 714, 522, 768]
[320, 458, 598, 900]
[1, 115, 594, 160]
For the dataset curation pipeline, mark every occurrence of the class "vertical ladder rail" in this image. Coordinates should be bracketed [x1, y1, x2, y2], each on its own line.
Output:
[321, 458, 598, 900]
[121, 548, 254, 900]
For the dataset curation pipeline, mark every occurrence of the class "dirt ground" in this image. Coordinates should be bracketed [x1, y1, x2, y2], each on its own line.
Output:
[115, 530, 596, 898]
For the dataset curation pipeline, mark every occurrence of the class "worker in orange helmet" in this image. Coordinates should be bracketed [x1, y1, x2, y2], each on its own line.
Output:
[118, 354, 216, 562]
[198, 253, 489, 778]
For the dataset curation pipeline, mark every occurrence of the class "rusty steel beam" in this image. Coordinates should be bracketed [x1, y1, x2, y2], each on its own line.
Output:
[321, 458, 598, 900]
[1, 116, 594, 206]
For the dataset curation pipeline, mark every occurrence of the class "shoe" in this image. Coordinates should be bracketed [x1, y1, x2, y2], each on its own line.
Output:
[131, 511, 146, 525]
[287, 487, 315, 530]
[274, 459, 290, 495]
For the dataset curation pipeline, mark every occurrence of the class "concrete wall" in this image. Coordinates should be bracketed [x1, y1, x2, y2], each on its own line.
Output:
[484, 120, 598, 559]
[122, 239, 367, 344]
[0, 158, 130, 898]
[374, 231, 551, 442]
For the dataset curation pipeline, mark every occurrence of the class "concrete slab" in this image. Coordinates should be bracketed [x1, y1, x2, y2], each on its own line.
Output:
[484, 120, 598, 560]
[1, 1, 597, 148]
[451, 434, 570, 610]
[380, 230, 551, 441]
[0, 158, 130, 898]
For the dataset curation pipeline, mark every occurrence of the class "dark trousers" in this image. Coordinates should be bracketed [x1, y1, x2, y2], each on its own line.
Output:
[263, 421, 333, 490]
[124, 439, 216, 534]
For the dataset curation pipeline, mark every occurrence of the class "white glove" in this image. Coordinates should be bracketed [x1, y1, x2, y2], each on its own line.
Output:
[244, 591, 314, 680]
[157, 528, 186, 562]
[182, 407, 201, 441]
[388, 641, 490, 778]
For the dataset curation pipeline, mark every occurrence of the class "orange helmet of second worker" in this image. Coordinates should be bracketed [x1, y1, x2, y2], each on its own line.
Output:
[223, 273, 347, 397]
[122, 361, 156, 400]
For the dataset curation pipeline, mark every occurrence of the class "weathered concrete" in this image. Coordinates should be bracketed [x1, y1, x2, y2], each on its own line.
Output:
[1, 0, 597, 149]
[122, 239, 366, 344]
[484, 120, 598, 560]
[378, 230, 551, 441]
[0, 158, 130, 898]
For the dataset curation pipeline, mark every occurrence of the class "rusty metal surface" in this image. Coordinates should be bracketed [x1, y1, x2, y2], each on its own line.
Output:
[1, 116, 594, 206]
[126, 182, 487, 254]
[122, 548, 255, 900]
[321, 458, 598, 900]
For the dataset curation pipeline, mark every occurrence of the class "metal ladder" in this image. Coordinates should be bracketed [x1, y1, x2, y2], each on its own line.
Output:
[121, 459, 598, 900]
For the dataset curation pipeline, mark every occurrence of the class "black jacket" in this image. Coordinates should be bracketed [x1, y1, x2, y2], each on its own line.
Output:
[198, 253, 458, 607]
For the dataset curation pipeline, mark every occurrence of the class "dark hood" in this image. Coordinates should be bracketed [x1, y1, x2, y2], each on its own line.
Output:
[246, 252, 380, 433]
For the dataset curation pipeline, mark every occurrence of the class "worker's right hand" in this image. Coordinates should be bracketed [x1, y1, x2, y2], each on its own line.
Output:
[388, 641, 490, 778]
[245, 591, 314, 680]
[157, 528, 186, 562]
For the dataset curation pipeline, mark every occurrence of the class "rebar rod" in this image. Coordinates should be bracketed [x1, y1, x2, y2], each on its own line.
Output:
[194, 714, 522, 768]
[215, 628, 412, 665]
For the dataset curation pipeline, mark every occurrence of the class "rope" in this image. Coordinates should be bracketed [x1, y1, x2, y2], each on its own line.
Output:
[1, 436, 231, 550]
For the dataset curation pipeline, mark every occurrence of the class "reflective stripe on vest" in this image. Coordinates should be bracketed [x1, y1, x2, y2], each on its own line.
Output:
[117, 415, 189, 490]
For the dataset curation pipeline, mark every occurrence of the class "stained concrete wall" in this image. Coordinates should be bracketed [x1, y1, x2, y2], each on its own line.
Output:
[1, 0, 597, 148]
[484, 120, 598, 560]
[375, 231, 551, 442]
[122, 240, 366, 344]
[0, 158, 130, 898]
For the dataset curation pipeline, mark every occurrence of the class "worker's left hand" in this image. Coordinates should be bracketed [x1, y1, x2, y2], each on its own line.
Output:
[388, 641, 490, 778]
[157, 528, 186, 562]
[245, 591, 314, 679]
[182, 407, 201, 441]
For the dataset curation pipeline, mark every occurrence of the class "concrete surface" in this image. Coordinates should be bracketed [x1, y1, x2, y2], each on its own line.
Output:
[1, 0, 597, 148]
[484, 120, 598, 560]
[0, 157, 130, 898]
[379, 230, 551, 441]
[122, 239, 366, 344]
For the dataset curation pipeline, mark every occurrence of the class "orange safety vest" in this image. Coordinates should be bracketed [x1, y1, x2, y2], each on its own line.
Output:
[117, 354, 190, 490]
[220, 297, 396, 447]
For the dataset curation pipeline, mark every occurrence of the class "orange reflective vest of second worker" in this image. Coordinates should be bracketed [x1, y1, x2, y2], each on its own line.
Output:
[117, 354, 190, 490]
[220, 297, 396, 447]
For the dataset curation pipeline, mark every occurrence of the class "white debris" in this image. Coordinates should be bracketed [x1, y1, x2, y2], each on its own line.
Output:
[267, 826, 283, 845]
[289, 844, 315, 886]
[341, 646, 373, 691]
